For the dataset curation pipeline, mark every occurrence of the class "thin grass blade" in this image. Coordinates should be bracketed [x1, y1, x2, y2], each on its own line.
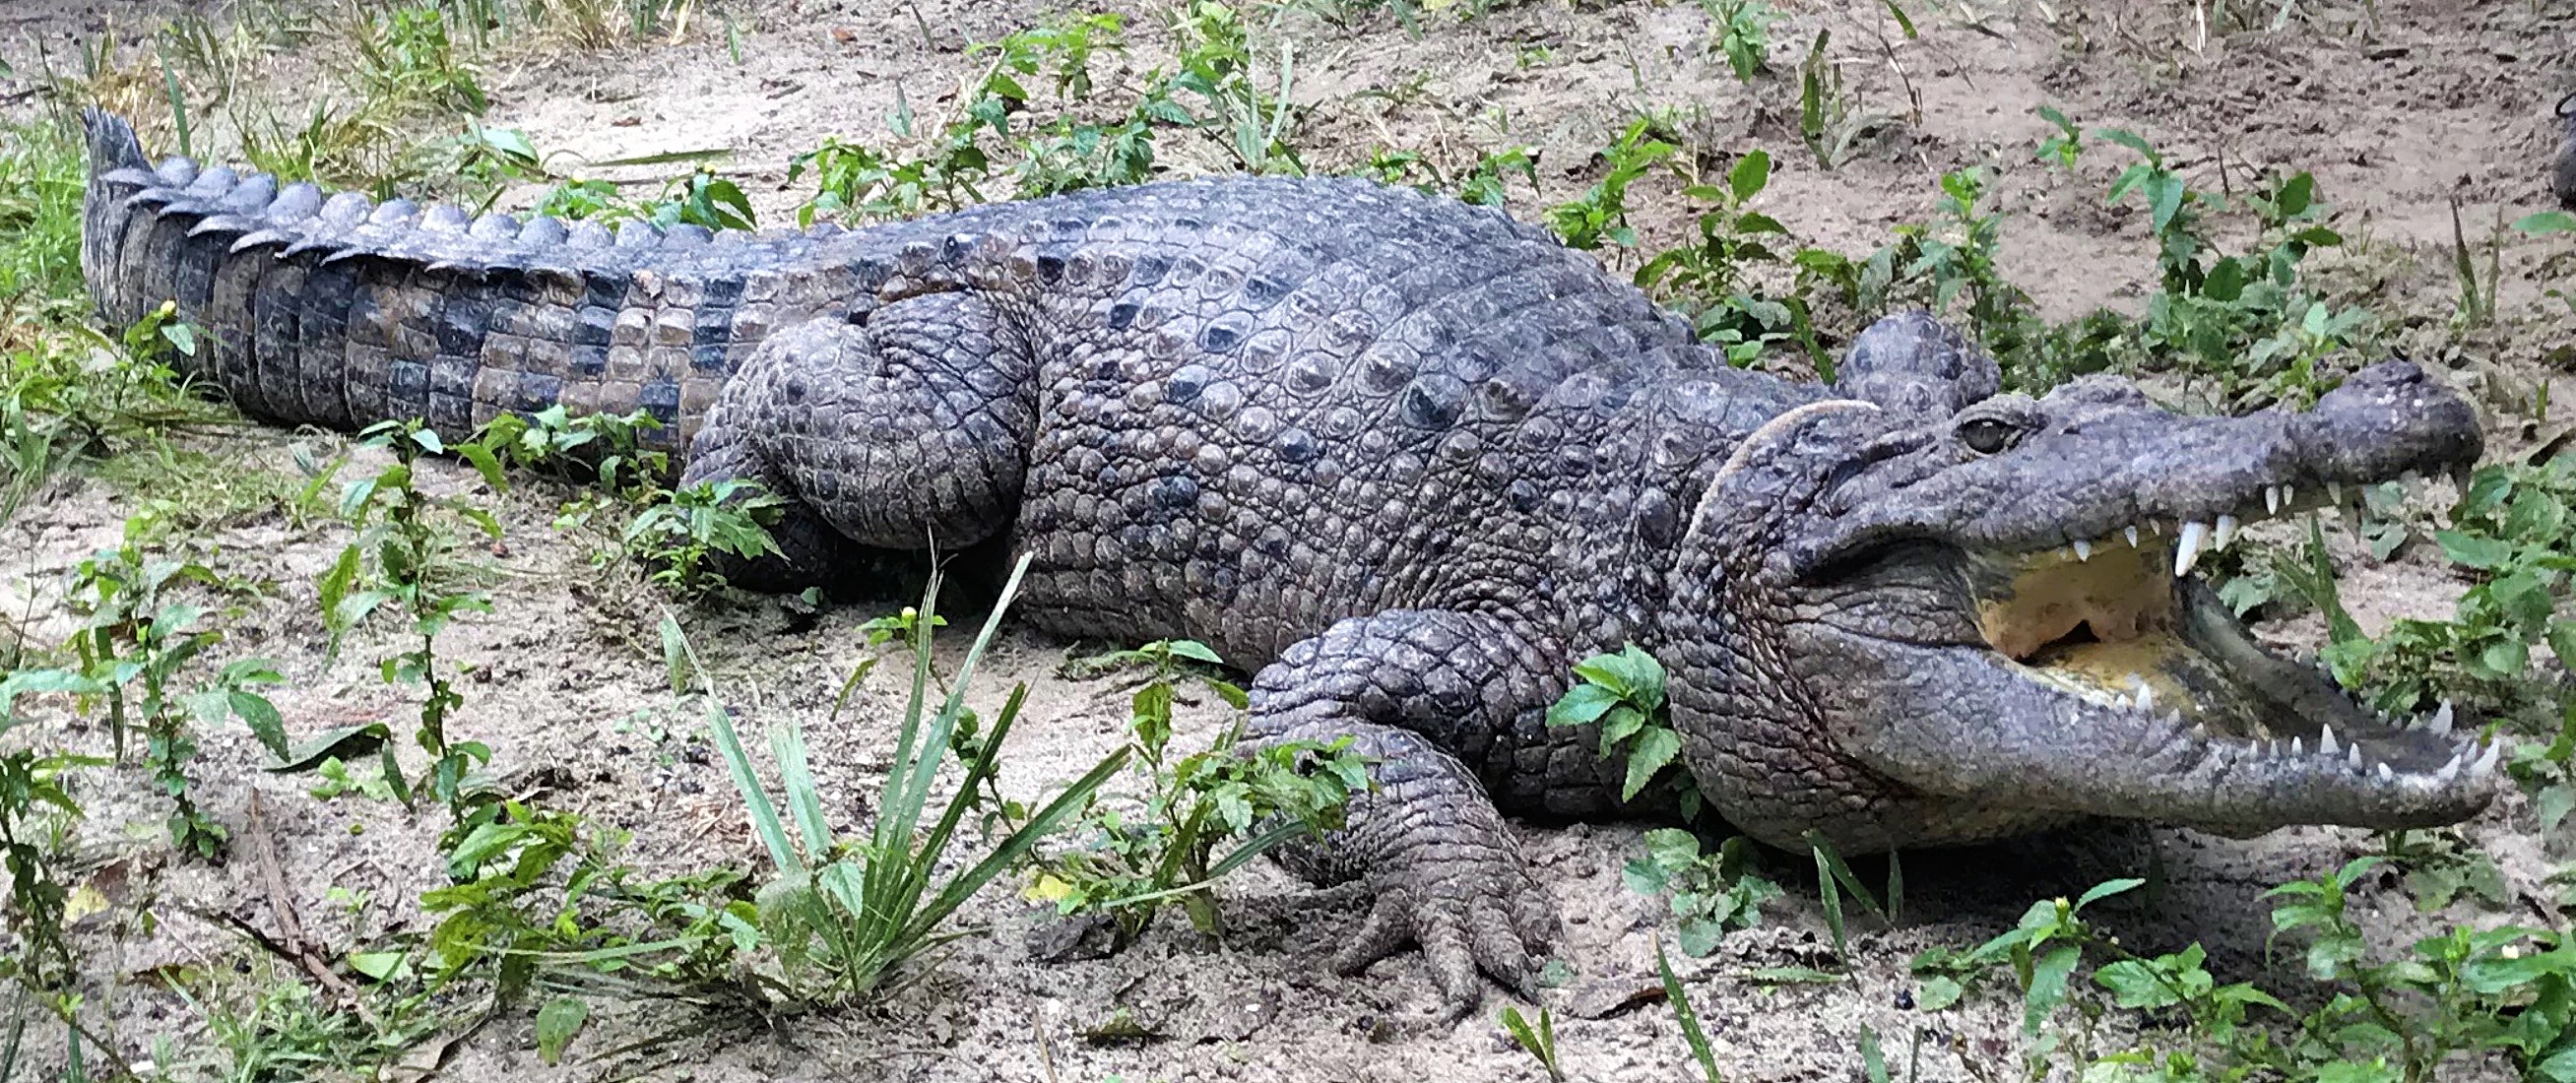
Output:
[904, 744, 1129, 946]
[887, 554, 1031, 852]
[707, 701, 799, 873]
[771, 714, 834, 861]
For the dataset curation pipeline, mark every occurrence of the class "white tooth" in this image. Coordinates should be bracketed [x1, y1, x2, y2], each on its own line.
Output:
[2135, 684, 2154, 712]
[2283, 483, 2294, 508]
[2215, 514, 2239, 548]
[2192, 723, 2211, 739]
[2436, 751, 2464, 782]
[2319, 725, 2338, 755]
[2471, 740, 2504, 775]
[2265, 485, 2282, 515]
[2428, 701, 2452, 735]
[2291, 736, 2304, 755]
[2074, 539, 2093, 561]
[2124, 525, 2141, 547]
[2348, 745, 2363, 770]
[2174, 521, 2210, 576]
[2327, 480, 2344, 504]
[2376, 762, 2394, 781]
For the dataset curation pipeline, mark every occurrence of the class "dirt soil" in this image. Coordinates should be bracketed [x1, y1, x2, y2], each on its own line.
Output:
[2, 0, 2573, 1080]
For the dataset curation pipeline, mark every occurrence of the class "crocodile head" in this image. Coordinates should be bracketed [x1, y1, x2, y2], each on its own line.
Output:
[1670, 314, 2502, 852]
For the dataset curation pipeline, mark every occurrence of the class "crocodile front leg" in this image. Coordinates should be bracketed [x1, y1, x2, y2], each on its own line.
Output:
[1247, 608, 1567, 1022]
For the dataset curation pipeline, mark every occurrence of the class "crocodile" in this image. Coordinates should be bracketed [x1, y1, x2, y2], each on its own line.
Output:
[2556, 91, 2576, 209]
[79, 108, 2505, 1019]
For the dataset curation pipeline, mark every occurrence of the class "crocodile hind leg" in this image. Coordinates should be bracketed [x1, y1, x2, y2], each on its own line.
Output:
[678, 291, 1039, 587]
[1247, 608, 1569, 1023]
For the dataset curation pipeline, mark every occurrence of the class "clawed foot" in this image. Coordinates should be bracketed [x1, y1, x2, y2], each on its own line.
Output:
[1328, 844, 1562, 1023]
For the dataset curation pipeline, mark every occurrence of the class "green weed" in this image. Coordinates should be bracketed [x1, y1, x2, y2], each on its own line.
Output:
[1546, 644, 1702, 814]
[1636, 150, 1815, 369]
[621, 478, 784, 598]
[1547, 118, 1677, 253]
[1700, 0, 1779, 82]
[1361, 145, 1539, 207]
[317, 418, 511, 822]
[1028, 639, 1367, 947]
[2302, 457, 2576, 718]
[2099, 130, 2362, 408]
[62, 541, 286, 859]
[1501, 1003, 1566, 1081]
[420, 801, 755, 1004]
[1657, 941, 1729, 1082]
[1623, 828, 1780, 956]
[0, 122, 85, 316]
[1795, 30, 1887, 169]
[1912, 864, 2576, 1080]
[681, 556, 1127, 1002]
[0, 687, 100, 990]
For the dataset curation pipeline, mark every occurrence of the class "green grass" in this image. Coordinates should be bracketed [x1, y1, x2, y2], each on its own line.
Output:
[0, 122, 85, 321]
[679, 556, 1129, 1003]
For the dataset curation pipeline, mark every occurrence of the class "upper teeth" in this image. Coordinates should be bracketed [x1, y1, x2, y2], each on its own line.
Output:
[2050, 470, 2458, 580]
[2174, 521, 2210, 576]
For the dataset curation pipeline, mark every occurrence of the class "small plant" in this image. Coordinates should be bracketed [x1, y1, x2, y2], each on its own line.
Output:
[346, 5, 488, 118]
[420, 801, 756, 1004]
[1908, 862, 2576, 1080]
[0, 673, 106, 990]
[1623, 828, 1780, 955]
[638, 166, 756, 231]
[1804, 831, 1896, 962]
[1547, 118, 1677, 253]
[480, 404, 668, 503]
[1156, 1, 1304, 175]
[2032, 104, 2084, 171]
[1501, 1003, 1565, 1081]
[318, 418, 511, 822]
[1796, 30, 1886, 169]
[2318, 456, 2576, 715]
[61, 541, 286, 858]
[621, 478, 786, 598]
[1635, 150, 1811, 368]
[1031, 639, 1368, 946]
[1546, 644, 1702, 815]
[1700, 0, 1779, 81]
[1362, 145, 1539, 208]
[679, 556, 1126, 1002]
[2100, 130, 2360, 407]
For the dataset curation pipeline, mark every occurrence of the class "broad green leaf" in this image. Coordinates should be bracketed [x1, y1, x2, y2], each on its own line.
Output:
[1728, 149, 1771, 204]
[1547, 683, 1621, 728]
[2434, 530, 2513, 570]
[1622, 727, 1682, 800]
[269, 723, 391, 772]
[2075, 877, 2145, 911]
[535, 996, 590, 1065]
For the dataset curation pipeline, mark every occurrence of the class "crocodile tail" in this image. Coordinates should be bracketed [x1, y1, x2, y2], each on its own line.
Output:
[77, 108, 855, 451]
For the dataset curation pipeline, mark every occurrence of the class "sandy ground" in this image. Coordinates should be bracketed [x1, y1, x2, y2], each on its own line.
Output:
[1, 0, 2572, 1080]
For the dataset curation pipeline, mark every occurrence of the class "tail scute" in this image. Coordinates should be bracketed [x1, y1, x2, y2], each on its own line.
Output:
[81, 107, 149, 177]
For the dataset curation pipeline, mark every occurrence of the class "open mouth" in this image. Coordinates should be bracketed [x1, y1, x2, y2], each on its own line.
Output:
[1962, 477, 2501, 791]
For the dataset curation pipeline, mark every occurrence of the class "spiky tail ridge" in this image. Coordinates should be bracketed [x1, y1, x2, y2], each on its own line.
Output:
[76, 108, 858, 450]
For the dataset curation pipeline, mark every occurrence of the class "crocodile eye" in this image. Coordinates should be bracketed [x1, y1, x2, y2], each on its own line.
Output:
[1959, 418, 2019, 455]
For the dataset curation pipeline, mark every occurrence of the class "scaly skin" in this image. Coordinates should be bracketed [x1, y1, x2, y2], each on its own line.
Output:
[81, 109, 2508, 1021]
[2555, 91, 2576, 210]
